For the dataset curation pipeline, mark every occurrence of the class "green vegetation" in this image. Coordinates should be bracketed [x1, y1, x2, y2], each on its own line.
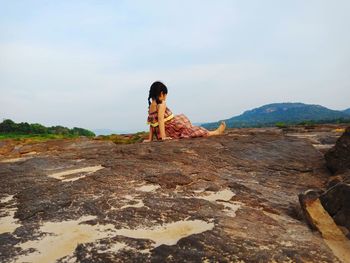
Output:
[96, 132, 148, 144]
[275, 122, 287, 128]
[0, 119, 95, 140]
[0, 119, 149, 144]
[0, 133, 80, 142]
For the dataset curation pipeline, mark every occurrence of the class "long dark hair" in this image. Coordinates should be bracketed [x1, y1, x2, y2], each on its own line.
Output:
[148, 81, 168, 106]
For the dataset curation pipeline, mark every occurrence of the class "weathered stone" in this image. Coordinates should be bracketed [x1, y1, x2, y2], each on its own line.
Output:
[320, 183, 350, 232]
[327, 175, 345, 188]
[0, 140, 15, 156]
[325, 126, 350, 174]
[298, 189, 324, 230]
[341, 169, 350, 184]
[298, 197, 350, 263]
[0, 127, 346, 262]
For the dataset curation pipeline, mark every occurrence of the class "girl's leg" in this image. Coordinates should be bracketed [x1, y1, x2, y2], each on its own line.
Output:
[207, 121, 226, 136]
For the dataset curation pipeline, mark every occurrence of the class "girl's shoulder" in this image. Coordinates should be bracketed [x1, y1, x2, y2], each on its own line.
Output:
[157, 102, 171, 113]
[148, 102, 171, 114]
[157, 101, 166, 108]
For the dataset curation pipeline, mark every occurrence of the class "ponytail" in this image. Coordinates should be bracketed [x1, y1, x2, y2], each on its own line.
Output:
[148, 91, 152, 107]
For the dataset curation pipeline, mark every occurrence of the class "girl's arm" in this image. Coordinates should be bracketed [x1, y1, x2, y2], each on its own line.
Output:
[157, 102, 172, 140]
[158, 102, 166, 139]
[143, 125, 153, 143]
[148, 125, 153, 141]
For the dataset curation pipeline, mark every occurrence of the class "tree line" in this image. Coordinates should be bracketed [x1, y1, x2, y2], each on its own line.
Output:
[0, 119, 95, 137]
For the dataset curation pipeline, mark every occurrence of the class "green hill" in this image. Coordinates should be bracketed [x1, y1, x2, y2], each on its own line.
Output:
[343, 108, 350, 115]
[202, 103, 350, 129]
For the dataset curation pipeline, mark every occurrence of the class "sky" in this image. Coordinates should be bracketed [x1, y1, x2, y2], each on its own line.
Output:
[1, 0, 349, 133]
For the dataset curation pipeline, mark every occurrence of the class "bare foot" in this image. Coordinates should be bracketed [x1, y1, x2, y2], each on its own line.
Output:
[217, 121, 226, 134]
[208, 121, 226, 136]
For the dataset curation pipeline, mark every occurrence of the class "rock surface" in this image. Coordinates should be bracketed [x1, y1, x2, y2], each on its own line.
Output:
[316, 126, 350, 243]
[320, 183, 350, 236]
[0, 127, 346, 262]
[325, 126, 350, 174]
[298, 192, 350, 263]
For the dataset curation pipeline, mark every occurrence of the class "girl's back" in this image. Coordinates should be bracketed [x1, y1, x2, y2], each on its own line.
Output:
[148, 101, 158, 114]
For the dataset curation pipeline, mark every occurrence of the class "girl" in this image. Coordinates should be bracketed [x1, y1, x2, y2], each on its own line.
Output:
[144, 81, 226, 142]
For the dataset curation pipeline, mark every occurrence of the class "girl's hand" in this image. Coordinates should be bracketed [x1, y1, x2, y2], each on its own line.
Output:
[162, 137, 173, 141]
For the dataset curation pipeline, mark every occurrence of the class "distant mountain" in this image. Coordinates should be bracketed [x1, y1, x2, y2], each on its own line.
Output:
[343, 108, 350, 115]
[201, 103, 350, 129]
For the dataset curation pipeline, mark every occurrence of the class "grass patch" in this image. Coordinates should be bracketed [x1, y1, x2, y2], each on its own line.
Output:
[0, 133, 80, 142]
[96, 132, 148, 144]
[0, 131, 149, 144]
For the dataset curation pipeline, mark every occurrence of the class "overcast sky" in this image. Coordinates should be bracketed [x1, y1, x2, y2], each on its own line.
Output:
[1, 0, 349, 133]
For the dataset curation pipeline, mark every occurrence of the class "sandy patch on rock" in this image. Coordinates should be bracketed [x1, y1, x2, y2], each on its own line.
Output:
[218, 201, 242, 217]
[113, 219, 214, 247]
[121, 199, 145, 209]
[0, 157, 32, 163]
[196, 189, 235, 202]
[0, 195, 21, 234]
[1, 194, 15, 204]
[188, 189, 242, 217]
[48, 165, 104, 182]
[14, 215, 114, 263]
[136, 184, 160, 192]
[13, 215, 214, 262]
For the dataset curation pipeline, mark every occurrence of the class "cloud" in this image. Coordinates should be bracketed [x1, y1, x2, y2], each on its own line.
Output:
[2, 42, 348, 132]
[1, 1, 350, 132]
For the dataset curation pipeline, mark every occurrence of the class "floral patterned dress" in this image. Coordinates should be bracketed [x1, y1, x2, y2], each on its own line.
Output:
[147, 106, 209, 140]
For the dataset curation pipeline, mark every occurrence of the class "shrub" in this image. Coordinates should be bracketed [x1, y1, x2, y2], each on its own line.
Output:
[275, 122, 287, 128]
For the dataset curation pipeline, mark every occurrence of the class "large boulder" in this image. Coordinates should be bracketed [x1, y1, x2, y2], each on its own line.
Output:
[298, 189, 350, 262]
[320, 183, 350, 237]
[325, 126, 350, 174]
[317, 127, 350, 239]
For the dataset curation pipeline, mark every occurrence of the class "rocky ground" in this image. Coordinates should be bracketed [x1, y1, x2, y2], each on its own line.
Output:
[298, 126, 350, 263]
[0, 125, 348, 262]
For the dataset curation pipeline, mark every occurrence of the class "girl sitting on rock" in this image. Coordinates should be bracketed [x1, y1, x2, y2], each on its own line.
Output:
[144, 81, 226, 142]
